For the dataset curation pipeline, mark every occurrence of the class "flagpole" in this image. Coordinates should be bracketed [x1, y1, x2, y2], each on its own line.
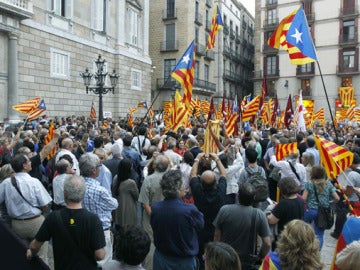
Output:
[316, 61, 338, 140]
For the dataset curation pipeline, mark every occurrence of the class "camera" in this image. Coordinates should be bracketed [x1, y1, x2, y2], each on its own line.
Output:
[204, 154, 210, 159]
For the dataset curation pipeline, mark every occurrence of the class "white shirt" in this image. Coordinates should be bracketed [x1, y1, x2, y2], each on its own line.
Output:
[53, 173, 71, 206]
[56, 149, 80, 175]
[131, 135, 151, 161]
[270, 155, 307, 189]
[0, 172, 52, 219]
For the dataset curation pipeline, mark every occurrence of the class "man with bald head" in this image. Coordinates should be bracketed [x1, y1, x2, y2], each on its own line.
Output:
[55, 137, 80, 175]
[189, 152, 227, 268]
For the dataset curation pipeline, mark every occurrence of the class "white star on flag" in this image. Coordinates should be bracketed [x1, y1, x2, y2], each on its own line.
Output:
[182, 54, 190, 64]
[291, 28, 303, 44]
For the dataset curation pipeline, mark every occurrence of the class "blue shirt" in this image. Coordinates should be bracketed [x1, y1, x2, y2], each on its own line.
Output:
[151, 198, 204, 257]
[83, 177, 118, 229]
[305, 147, 320, 165]
[95, 164, 112, 194]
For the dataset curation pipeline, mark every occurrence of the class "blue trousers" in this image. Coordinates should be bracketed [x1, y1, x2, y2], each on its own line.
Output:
[304, 208, 324, 249]
[153, 249, 197, 270]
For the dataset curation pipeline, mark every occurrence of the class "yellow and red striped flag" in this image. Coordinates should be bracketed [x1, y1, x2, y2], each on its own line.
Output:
[313, 107, 325, 126]
[226, 113, 237, 136]
[201, 100, 210, 115]
[242, 95, 261, 122]
[89, 101, 96, 119]
[206, 5, 223, 50]
[276, 142, 298, 161]
[28, 99, 46, 121]
[346, 106, 355, 121]
[149, 106, 154, 120]
[102, 120, 108, 128]
[12, 97, 40, 114]
[171, 41, 195, 112]
[172, 90, 188, 132]
[314, 134, 354, 178]
[44, 121, 56, 160]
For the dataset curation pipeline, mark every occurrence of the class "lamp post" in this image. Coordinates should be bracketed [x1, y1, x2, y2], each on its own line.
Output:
[80, 55, 119, 122]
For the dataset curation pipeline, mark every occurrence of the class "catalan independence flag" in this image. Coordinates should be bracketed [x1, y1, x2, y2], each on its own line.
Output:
[259, 251, 281, 270]
[206, 5, 223, 50]
[267, 6, 317, 65]
[276, 142, 298, 161]
[171, 41, 196, 112]
[137, 101, 148, 109]
[28, 99, 46, 121]
[12, 97, 40, 114]
[313, 107, 325, 126]
[314, 134, 353, 178]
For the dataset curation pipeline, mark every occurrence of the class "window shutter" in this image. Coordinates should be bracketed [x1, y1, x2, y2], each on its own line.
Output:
[355, 48, 359, 71]
[65, 0, 73, 18]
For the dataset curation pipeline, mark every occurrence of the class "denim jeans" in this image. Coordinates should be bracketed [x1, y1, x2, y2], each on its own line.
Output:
[304, 208, 324, 249]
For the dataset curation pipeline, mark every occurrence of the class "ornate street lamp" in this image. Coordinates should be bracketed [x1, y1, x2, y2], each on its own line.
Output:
[80, 55, 119, 122]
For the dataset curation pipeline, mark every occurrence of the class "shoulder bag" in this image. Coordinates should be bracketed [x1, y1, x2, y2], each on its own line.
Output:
[313, 184, 334, 230]
[11, 176, 42, 212]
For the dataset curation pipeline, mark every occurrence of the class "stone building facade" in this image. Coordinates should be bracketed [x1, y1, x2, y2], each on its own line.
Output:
[0, 0, 151, 122]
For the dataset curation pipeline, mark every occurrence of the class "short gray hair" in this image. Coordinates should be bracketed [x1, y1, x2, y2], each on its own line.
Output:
[56, 159, 70, 174]
[79, 153, 99, 177]
[154, 154, 170, 172]
[64, 175, 87, 203]
[160, 169, 183, 199]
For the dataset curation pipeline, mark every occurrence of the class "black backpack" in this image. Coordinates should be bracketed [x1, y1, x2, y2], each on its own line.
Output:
[245, 166, 269, 202]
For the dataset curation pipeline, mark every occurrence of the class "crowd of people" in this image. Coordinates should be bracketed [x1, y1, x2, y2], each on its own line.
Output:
[0, 114, 360, 270]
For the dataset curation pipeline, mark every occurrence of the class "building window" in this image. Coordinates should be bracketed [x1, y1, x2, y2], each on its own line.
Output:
[128, 7, 139, 46]
[301, 79, 311, 96]
[195, 60, 200, 80]
[204, 64, 209, 82]
[343, 49, 355, 68]
[166, 0, 175, 18]
[92, 0, 106, 32]
[267, 8, 277, 25]
[195, 27, 199, 45]
[51, 0, 68, 17]
[265, 55, 278, 75]
[164, 59, 176, 79]
[131, 69, 142, 90]
[267, 0, 277, 5]
[165, 23, 176, 50]
[301, 63, 312, 73]
[50, 48, 70, 79]
[343, 20, 355, 42]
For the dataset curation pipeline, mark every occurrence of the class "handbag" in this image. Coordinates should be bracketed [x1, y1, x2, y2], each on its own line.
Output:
[313, 184, 334, 230]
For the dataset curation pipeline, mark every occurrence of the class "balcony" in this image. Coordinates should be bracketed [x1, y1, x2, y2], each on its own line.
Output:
[195, 13, 203, 26]
[263, 18, 279, 29]
[195, 43, 206, 56]
[205, 19, 211, 31]
[339, 34, 358, 46]
[248, 43, 255, 53]
[235, 34, 241, 44]
[296, 63, 315, 77]
[223, 24, 229, 35]
[204, 50, 215, 61]
[230, 29, 236, 39]
[194, 79, 216, 92]
[337, 64, 360, 75]
[0, 0, 33, 19]
[340, 6, 359, 18]
[242, 38, 248, 47]
[247, 26, 254, 36]
[160, 40, 179, 52]
[242, 20, 247, 29]
[162, 8, 177, 20]
[206, 0, 212, 8]
[266, 0, 277, 6]
[223, 69, 241, 82]
[156, 78, 179, 90]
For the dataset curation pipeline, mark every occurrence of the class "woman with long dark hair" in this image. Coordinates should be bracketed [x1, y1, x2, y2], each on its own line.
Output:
[112, 158, 139, 227]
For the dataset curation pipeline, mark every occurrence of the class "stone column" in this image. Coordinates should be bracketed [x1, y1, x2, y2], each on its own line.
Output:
[8, 33, 19, 122]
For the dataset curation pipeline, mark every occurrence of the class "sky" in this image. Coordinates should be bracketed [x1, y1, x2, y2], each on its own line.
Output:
[239, 0, 255, 17]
